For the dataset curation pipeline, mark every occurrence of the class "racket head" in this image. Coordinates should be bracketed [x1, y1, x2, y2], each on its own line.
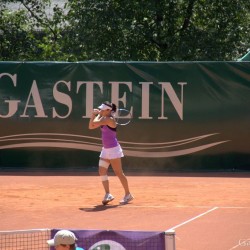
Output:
[114, 108, 132, 126]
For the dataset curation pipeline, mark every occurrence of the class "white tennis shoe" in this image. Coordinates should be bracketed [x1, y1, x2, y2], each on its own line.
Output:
[119, 193, 134, 204]
[102, 193, 114, 205]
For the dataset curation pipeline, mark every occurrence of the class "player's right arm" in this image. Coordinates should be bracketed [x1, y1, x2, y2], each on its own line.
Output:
[88, 109, 100, 130]
[89, 109, 114, 129]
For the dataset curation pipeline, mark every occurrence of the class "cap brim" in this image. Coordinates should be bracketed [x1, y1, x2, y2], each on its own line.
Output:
[98, 104, 112, 110]
[47, 239, 55, 246]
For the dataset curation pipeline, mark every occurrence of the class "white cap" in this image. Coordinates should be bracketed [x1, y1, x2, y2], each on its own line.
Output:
[47, 230, 77, 246]
[98, 103, 112, 111]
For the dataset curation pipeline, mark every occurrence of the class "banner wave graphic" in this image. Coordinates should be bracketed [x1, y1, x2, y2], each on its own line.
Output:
[0, 133, 229, 158]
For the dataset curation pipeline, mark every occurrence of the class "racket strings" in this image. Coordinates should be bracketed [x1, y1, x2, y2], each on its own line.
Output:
[114, 109, 132, 126]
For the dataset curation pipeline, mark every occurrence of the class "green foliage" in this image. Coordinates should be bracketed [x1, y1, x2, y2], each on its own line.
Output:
[0, 9, 32, 60]
[0, 0, 250, 61]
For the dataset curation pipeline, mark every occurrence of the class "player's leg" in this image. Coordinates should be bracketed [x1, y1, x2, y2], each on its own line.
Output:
[99, 158, 114, 205]
[99, 158, 110, 193]
[110, 158, 134, 204]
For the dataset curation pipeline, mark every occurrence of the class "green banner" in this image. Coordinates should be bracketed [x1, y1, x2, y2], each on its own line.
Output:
[0, 61, 249, 171]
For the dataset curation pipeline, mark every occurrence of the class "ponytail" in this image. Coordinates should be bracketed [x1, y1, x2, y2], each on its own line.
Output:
[111, 103, 117, 112]
[102, 101, 117, 112]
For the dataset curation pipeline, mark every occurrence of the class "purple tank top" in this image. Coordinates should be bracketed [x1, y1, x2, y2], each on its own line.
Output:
[101, 125, 118, 148]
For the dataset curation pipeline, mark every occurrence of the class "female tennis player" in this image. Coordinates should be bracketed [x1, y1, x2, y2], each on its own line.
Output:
[88, 101, 134, 205]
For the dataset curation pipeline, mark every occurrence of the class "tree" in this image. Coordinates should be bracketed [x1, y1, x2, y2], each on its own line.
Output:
[0, 3, 35, 60]
[1, 0, 250, 61]
[0, 0, 79, 61]
[66, 0, 250, 61]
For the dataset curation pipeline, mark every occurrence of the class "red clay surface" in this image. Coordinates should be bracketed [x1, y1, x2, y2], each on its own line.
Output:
[0, 172, 250, 250]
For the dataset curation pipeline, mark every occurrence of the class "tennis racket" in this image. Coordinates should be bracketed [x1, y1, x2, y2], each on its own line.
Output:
[114, 108, 132, 126]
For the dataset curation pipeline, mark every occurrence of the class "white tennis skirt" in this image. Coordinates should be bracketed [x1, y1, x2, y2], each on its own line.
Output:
[100, 144, 124, 159]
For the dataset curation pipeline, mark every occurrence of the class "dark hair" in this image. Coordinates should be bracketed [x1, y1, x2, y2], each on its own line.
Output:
[103, 101, 117, 112]
[60, 244, 75, 250]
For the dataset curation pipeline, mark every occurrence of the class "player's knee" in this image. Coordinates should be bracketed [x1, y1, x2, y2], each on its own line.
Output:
[113, 169, 124, 177]
[99, 159, 110, 181]
[99, 166, 108, 176]
[99, 159, 109, 169]
[100, 175, 108, 182]
[99, 167, 106, 176]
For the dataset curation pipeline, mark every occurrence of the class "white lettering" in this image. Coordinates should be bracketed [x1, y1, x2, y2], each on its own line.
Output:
[0, 73, 187, 120]
[77, 81, 103, 118]
[20, 80, 48, 118]
[0, 73, 20, 118]
[158, 82, 187, 120]
[52, 80, 72, 118]
[138, 82, 153, 119]
[109, 81, 133, 115]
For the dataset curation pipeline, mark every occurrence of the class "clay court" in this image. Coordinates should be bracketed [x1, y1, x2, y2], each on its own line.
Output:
[0, 172, 250, 250]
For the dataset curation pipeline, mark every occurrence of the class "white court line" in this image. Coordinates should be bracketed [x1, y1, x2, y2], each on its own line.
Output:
[119, 205, 250, 209]
[176, 206, 250, 209]
[169, 206, 219, 230]
[119, 205, 171, 208]
[219, 206, 250, 209]
[229, 238, 250, 250]
[229, 244, 240, 250]
[80, 205, 250, 209]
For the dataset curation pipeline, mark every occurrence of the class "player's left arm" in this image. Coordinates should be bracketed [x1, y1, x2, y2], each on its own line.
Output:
[88, 109, 101, 130]
[89, 112, 115, 130]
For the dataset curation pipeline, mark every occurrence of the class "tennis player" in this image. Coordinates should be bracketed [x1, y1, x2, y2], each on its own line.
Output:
[88, 101, 134, 205]
[47, 229, 84, 250]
